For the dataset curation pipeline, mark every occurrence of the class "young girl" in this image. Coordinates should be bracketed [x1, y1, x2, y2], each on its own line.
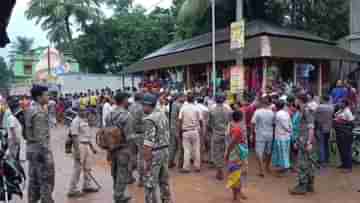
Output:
[225, 111, 249, 201]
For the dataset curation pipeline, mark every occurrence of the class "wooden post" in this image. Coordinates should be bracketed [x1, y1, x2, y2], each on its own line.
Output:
[122, 73, 125, 89]
[207, 64, 210, 88]
[131, 74, 135, 89]
[186, 66, 191, 90]
[293, 61, 297, 86]
[318, 62, 323, 98]
[262, 58, 268, 91]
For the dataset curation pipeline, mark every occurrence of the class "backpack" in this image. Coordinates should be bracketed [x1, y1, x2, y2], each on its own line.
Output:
[96, 112, 126, 151]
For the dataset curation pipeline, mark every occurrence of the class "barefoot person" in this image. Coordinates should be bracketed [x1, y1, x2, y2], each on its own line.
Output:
[209, 92, 231, 180]
[251, 95, 275, 177]
[272, 100, 292, 176]
[225, 111, 248, 201]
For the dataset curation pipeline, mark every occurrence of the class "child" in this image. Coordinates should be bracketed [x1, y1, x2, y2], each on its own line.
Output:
[225, 111, 249, 201]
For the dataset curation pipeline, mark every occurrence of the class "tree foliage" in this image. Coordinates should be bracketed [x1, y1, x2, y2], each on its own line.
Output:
[0, 57, 13, 88]
[287, 0, 349, 40]
[9, 36, 34, 55]
[72, 5, 175, 73]
[8, 36, 35, 65]
[25, 0, 350, 74]
[26, 0, 103, 44]
[176, 0, 349, 41]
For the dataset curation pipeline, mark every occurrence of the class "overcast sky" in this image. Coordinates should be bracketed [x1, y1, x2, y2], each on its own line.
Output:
[0, 0, 172, 60]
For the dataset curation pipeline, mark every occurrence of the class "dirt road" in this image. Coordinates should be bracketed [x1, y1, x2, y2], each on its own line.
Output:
[17, 127, 360, 203]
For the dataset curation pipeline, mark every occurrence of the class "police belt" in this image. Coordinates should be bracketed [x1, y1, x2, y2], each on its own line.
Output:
[80, 141, 91, 145]
[152, 145, 169, 151]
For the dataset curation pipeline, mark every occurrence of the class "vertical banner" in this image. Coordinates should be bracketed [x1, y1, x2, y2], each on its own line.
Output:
[230, 65, 245, 93]
[230, 19, 245, 50]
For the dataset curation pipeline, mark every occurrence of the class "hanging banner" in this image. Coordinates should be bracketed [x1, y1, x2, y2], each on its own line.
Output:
[230, 19, 245, 50]
[230, 65, 245, 93]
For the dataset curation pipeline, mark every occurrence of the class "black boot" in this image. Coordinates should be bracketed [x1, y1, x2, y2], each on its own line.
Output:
[307, 177, 315, 193]
[289, 184, 307, 195]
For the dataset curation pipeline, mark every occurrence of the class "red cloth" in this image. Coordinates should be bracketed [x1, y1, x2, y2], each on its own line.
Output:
[230, 122, 246, 144]
[240, 104, 256, 148]
[240, 104, 256, 127]
[288, 106, 296, 118]
[348, 87, 357, 107]
[56, 102, 65, 113]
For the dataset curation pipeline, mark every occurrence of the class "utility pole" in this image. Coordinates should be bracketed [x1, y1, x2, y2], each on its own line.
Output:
[236, 0, 243, 66]
[47, 45, 51, 85]
[211, 0, 216, 97]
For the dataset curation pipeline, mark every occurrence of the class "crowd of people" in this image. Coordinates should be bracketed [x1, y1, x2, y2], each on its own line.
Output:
[0, 78, 359, 203]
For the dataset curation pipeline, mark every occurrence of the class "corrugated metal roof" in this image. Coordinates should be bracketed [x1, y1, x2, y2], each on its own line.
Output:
[126, 21, 360, 73]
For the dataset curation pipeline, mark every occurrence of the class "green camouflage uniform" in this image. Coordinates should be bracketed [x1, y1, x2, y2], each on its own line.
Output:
[25, 102, 55, 203]
[209, 104, 231, 168]
[106, 106, 135, 203]
[296, 107, 317, 188]
[128, 102, 145, 181]
[169, 101, 182, 164]
[143, 110, 172, 203]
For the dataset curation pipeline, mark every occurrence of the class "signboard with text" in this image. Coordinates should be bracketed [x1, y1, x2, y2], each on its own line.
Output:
[230, 65, 245, 93]
[230, 20, 245, 50]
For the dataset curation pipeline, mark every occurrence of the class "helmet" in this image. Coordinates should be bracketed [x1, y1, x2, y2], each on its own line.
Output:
[215, 92, 226, 103]
[142, 93, 157, 106]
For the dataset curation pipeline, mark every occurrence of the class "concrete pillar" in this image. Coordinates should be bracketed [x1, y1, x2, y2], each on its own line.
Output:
[262, 58, 268, 91]
[318, 63, 323, 97]
[349, 0, 360, 55]
[186, 66, 191, 90]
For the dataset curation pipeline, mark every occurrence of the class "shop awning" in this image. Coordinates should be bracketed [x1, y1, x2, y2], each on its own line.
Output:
[125, 20, 360, 73]
[0, 0, 16, 48]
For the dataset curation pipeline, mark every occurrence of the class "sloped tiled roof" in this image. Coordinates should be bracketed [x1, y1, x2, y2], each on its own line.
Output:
[126, 20, 360, 73]
[142, 20, 333, 61]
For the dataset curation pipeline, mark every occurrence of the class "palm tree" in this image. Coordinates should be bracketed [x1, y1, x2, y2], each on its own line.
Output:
[8, 36, 35, 64]
[25, 0, 103, 44]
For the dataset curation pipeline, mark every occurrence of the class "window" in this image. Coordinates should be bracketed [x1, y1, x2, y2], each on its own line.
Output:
[24, 64, 32, 75]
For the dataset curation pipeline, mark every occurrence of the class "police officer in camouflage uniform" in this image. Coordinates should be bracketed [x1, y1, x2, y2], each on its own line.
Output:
[169, 93, 185, 168]
[289, 93, 317, 195]
[25, 85, 55, 203]
[105, 92, 135, 203]
[128, 93, 145, 186]
[142, 93, 172, 203]
[209, 92, 231, 180]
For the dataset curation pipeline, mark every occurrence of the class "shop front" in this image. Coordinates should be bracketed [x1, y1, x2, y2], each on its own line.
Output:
[125, 21, 360, 97]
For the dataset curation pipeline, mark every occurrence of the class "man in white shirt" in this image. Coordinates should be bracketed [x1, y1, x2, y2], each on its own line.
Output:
[68, 108, 98, 197]
[102, 97, 113, 127]
[178, 93, 203, 173]
[1, 106, 23, 161]
[251, 96, 275, 177]
[196, 97, 210, 163]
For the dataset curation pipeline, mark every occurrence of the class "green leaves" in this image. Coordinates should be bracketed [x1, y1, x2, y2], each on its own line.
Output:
[25, 0, 103, 43]
[71, 5, 175, 73]
[0, 57, 13, 88]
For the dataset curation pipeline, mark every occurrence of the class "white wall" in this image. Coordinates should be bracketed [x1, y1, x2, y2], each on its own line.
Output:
[58, 74, 123, 94]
